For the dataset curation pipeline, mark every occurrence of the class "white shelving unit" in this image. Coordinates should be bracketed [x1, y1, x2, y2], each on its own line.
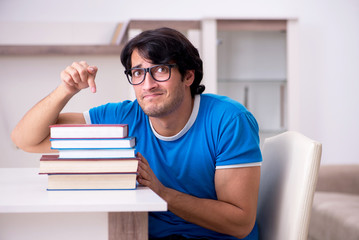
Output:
[200, 18, 298, 144]
[217, 28, 287, 142]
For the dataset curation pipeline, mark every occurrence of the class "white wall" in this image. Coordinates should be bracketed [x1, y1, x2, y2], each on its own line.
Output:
[0, 55, 127, 167]
[1, 0, 359, 166]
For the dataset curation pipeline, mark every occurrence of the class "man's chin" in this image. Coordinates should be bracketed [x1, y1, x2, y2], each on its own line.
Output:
[139, 103, 164, 117]
[143, 109, 166, 118]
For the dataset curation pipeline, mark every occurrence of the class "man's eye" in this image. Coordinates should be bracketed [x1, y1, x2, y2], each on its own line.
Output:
[132, 70, 143, 77]
[155, 66, 168, 73]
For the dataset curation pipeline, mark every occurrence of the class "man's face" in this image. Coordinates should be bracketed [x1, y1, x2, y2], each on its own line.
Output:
[130, 49, 192, 118]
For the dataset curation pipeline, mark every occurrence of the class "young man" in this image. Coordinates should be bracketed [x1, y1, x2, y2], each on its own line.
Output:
[12, 28, 262, 240]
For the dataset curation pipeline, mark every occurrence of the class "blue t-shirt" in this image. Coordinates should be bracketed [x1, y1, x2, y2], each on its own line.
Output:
[88, 93, 262, 240]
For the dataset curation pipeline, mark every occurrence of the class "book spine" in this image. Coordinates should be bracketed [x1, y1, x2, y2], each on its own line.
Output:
[46, 172, 138, 175]
[42, 124, 138, 191]
[40, 156, 140, 161]
[49, 124, 128, 127]
[47, 188, 137, 191]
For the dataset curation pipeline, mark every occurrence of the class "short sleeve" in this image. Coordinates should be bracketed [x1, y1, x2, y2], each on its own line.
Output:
[215, 112, 262, 168]
[88, 101, 134, 124]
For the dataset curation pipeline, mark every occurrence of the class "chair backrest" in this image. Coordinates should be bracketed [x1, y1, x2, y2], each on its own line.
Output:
[257, 131, 322, 240]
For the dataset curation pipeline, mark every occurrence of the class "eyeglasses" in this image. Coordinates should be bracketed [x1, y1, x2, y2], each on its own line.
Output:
[124, 64, 177, 85]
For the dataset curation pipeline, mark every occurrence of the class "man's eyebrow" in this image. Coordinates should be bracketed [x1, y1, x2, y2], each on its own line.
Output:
[132, 64, 142, 68]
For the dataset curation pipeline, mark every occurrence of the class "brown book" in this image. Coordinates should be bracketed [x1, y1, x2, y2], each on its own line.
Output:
[47, 173, 137, 190]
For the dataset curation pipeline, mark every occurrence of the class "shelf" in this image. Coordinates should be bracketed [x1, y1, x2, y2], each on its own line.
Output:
[128, 20, 201, 31]
[218, 79, 286, 83]
[0, 19, 286, 56]
[0, 20, 202, 56]
[217, 19, 287, 32]
[0, 44, 125, 56]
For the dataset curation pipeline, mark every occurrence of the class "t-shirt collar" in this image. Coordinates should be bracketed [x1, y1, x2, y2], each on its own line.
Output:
[149, 94, 201, 141]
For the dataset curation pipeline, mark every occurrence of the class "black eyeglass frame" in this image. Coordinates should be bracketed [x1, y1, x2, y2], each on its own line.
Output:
[124, 64, 177, 85]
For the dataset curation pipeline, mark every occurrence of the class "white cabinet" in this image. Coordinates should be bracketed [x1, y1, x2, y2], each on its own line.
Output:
[201, 19, 294, 143]
[217, 30, 287, 137]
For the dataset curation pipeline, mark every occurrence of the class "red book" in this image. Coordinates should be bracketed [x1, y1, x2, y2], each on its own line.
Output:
[49, 124, 128, 139]
[39, 154, 139, 174]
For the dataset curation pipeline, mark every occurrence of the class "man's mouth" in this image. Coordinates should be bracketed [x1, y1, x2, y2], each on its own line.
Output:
[142, 92, 164, 100]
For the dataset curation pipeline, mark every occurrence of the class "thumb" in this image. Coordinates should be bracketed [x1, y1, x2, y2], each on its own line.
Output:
[136, 152, 144, 160]
[87, 66, 98, 93]
[136, 152, 147, 163]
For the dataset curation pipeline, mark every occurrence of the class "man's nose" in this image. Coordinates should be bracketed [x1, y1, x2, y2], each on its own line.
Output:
[142, 71, 158, 89]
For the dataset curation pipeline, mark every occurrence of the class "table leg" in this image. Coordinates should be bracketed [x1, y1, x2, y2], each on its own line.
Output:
[108, 212, 148, 240]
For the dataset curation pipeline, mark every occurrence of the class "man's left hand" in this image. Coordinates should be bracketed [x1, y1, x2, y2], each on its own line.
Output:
[137, 152, 166, 196]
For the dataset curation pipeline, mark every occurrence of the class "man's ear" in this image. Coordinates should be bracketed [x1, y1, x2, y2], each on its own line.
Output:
[184, 70, 195, 87]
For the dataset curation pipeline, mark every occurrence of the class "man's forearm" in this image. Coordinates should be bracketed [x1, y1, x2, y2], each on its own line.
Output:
[11, 84, 76, 152]
[12, 62, 98, 153]
[161, 187, 255, 239]
[137, 153, 258, 239]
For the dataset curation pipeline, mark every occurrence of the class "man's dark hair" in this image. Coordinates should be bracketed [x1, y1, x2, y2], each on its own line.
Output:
[120, 27, 205, 97]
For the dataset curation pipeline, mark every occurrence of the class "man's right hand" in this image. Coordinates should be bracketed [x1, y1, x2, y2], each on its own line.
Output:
[60, 61, 98, 94]
[11, 61, 95, 153]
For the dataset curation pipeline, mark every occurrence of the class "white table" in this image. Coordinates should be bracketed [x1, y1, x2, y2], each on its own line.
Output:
[0, 168, 167, 240]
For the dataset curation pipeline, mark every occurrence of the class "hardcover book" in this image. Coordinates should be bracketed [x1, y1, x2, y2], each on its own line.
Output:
[47, 173, 137, 190]
[57, 148, 136, 159]
[39, 155, 139, 174]
[42, 123, 137, 191]
[50, 137, 136, 149]
[49, 124, 128, 139]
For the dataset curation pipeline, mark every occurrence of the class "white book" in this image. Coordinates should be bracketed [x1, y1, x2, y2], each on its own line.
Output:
[58, 148, 136, 159]
[50, 137, 136, 149]
[49, 124, 128, 139]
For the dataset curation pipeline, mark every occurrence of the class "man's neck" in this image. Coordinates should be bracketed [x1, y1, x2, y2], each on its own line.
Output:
[149, 95, 194, 137]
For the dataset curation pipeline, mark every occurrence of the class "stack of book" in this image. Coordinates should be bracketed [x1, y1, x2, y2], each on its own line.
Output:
[39, 124, 139, 191]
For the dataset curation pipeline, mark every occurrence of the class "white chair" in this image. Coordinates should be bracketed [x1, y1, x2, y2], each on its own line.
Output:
[257, 131, 322, 240]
